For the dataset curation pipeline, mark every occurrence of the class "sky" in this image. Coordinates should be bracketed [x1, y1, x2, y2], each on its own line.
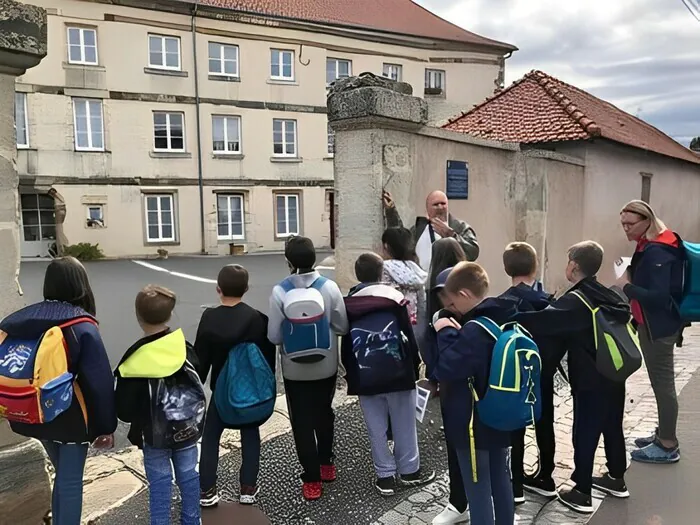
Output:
[415, 0, 700, 146]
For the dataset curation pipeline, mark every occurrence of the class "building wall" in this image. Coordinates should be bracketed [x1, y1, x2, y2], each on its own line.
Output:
[15, 0, 506, 258]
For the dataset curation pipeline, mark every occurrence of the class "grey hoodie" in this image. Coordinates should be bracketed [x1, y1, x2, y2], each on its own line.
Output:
[268, 270, 349, 381]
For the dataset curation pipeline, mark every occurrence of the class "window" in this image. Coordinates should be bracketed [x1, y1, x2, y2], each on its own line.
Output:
[327, 122, 335, 156]
[212, 115, 241, 154]
[217, 194, 245, 240]
[270, 49, 294, 80]
[208, 42, 239, 77]
[67, 27, 98, 65]
[275, 193, 299, 238]
[15, 92, 28, 148]
[272, 119, 297, 157]
[21, 194, 55, 242]
[153, 112, 185, 151]
[425, 69, 446, 93]
[72, 99, 104, 151]
[641, 173, 652, 203]
[326, 58, 352, 86]
[86, 205, 104, 228]
[382, 63, 402, 82]
[145, 194, 175, 242]
[148, 35, 181, 70]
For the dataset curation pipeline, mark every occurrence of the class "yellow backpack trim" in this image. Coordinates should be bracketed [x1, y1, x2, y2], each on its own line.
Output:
[118, 329, 187, 378]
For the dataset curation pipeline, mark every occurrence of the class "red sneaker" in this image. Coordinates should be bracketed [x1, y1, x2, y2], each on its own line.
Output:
[302, 481, 323, 501]
[320, 464, 337, 482]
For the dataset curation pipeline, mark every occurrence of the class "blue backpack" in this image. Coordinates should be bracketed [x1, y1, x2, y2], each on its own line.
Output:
[680, 240, 700, 322]
[214, 343, 276, 427]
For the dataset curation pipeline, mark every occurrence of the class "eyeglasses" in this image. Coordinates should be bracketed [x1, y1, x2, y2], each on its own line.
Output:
[621, 219, 648, 231]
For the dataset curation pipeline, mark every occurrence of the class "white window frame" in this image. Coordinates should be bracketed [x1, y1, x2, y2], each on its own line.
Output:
[275, 193, 300, 238]
[212, 115, 242, 154]
[86, 205, 105, 228]
[272, 119, 297, 158]
[208, 42, 240, 77]
[148, 34, 181, 71]
[327, 122, 335, 156]
[153, 112, 185, 152]
[15, 92, 28, 149]
[382, 63, 402, 82]
[216, 194, 245, 241]
[144, 194, 176, 243]
[270, 49, 294, 81]
[72, 98, 105, 152]
[67, 27, 98, 66]
[425, 69, 446, 91]
[326, 58, 352, 86]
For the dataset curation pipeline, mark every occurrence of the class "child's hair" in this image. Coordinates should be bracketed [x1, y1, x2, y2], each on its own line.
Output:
[285, 236, 316, 272]
[217, 264, 249, 298]
[445, 261, 489, 298]
[381, 227, 417, 262]
[568, 241, 604, 277]
[43, 256, 97, 316]
[355, 252, 384, 283]
[503, 242, 538, 278]
[135, 285, 177, 325]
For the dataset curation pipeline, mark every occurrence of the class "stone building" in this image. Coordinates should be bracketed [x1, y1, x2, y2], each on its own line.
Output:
[14, 0, 515, 258]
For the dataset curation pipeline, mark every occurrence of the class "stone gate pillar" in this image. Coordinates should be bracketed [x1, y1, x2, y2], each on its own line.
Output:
[327, 74, 428, 290]
[0, 1, 50, 522]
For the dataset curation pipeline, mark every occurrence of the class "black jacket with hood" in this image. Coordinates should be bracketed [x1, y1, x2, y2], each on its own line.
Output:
[115, 328, 199, 449]
[516, 277, 631, 393]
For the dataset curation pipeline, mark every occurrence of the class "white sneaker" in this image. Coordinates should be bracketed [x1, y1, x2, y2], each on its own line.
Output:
[432, 503, 469, 524]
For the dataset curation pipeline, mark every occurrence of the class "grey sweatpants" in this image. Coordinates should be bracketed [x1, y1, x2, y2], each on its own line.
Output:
[359, 390, 420, 478]
[639, 328, 679, 442]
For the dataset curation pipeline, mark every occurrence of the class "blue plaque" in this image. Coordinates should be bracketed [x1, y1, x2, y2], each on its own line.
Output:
[446, 160, 469, 199]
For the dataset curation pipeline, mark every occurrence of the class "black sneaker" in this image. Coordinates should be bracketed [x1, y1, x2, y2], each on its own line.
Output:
[592, 473, 630, 498]
[375, 476, 396, 496]
[200, 486, 220, 508]
[523, 475, 557, 498]
[513, 483, 525, 505]
[557, 488, 594, 514]
[399, 469, 436, 487]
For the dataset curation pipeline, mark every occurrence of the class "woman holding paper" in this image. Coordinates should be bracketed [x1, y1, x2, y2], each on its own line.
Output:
[618, 200, 685, 465]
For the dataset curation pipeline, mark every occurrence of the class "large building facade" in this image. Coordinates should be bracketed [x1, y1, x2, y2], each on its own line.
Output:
[14, 0, 515, 258]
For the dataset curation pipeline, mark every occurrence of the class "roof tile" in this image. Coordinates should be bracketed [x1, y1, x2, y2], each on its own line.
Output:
[444, 70, 699, 165]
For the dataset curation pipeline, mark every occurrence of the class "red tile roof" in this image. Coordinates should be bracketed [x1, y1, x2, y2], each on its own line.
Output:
[444, 70, 700, 165]
[194, 0, 516, 51]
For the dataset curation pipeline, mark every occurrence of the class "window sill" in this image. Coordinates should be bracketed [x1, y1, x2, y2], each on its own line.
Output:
[212, 153, 244, 160]
[63, 62, 106, 72]
[274, 234, 301, 242]
[217, 238, 246, 244]
[209, 74, 241, 82]
[267, 79, 298, 86]
[424, 92, 446, 99]
[145, 241, 180, 247]
[144, 67, 189, 78]
[270, 156, 303, 163]
[150, 151, 192, 159]
[323, 155, 334, 161]
[74, 149, 111, 154]
[16, 146, 34, 151]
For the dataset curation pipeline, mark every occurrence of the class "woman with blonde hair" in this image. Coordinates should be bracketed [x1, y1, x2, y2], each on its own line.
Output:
[618, 200, 685, 464]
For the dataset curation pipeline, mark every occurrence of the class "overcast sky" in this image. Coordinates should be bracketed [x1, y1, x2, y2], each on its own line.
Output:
[416, 0, 700, 145]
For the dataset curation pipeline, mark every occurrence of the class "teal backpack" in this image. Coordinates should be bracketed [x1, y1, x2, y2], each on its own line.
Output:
[680, 240, 700, 322]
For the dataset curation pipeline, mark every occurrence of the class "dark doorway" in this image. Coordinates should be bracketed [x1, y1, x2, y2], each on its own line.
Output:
[328, 190, 336, 249]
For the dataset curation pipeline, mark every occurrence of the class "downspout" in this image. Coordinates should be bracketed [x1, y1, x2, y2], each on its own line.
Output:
[192, 0, 206, 254]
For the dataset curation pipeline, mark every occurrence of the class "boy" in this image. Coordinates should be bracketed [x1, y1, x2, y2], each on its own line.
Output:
[517, 241, 630, 514]
[195, 264, 276, 507]
[115, 286, 203, 525]
[427, 262, 517, 525]
[268, 236, 349, 501]
[499, 243, 560, 504]
[342, 253, 435, 496]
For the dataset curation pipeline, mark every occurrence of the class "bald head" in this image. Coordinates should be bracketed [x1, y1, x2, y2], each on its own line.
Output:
[426, 191, 449, 220]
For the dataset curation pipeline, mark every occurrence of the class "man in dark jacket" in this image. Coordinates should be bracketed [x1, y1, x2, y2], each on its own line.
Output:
[383, 190, 479, 270]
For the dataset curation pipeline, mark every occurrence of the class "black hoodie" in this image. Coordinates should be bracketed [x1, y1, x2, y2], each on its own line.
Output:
[516, 277, 631, 393]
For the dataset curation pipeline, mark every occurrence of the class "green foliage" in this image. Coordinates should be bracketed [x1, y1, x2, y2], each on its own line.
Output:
[62, 243, 105, 261]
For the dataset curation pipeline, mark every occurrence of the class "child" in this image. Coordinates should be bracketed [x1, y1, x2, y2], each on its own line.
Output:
[499, 243, 560, 504]
[115, 286, 204, 525]
[517, 241, 630, 514]
[195, 264, 276, 507]
[427, 262, 517, 525]
[268, 236, 349, 501]
[342, 253, 435, 496]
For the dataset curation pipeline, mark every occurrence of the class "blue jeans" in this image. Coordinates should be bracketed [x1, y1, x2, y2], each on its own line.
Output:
[143, 444, 201, 525]
[42, 441, 89, 525]
[456, 447, 514, 525]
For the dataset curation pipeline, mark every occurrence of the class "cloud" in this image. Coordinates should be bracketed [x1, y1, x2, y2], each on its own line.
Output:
[416, 0, 700, 145]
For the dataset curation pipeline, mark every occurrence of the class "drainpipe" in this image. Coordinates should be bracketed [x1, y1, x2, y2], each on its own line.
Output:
[192, 0, 206, 254]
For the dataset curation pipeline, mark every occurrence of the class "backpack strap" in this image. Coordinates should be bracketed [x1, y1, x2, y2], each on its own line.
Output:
[310, 276, 328, 291]
[279, 277, 295, 293]
[58, 317, 98, 330]
[570, 290, 594, 312]
[280, 276, 327, 293]
[467, 316, 501, 341]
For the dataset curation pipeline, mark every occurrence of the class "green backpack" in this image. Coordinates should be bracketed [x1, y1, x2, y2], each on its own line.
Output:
[571, 290, 642, 383]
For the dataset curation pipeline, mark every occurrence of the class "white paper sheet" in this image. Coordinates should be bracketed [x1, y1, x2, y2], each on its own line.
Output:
[614, 257, 632, 279]
[415, 386, 431, 423]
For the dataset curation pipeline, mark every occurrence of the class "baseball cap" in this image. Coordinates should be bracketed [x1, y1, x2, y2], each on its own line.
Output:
[432, 267, 454, 290]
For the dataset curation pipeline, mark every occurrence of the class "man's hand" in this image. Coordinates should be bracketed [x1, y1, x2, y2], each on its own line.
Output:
[434, 317, 461, 332]
[92, 434, 114, 450]
[382, 190, 395, 209]
[430, 217, 455, 238]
